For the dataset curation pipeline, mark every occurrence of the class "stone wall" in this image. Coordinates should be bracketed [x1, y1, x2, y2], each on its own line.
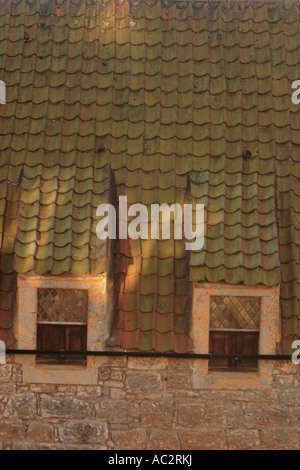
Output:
[0, 356, 299, 450]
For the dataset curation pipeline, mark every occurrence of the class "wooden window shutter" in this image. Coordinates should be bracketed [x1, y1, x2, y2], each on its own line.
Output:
[37, 324, 65, 352]
[67, 326, 87, 352]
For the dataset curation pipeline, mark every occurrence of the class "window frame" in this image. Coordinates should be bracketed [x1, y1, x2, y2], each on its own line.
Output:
[208, 294, 261, 371]
[14, 273, 108, 385]
[191, 282, 280, 387]
[35, 286, 89, 364]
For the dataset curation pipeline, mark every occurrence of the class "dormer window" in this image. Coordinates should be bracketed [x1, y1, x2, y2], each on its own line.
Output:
[14, 274, 108, 384]
[191, 283, 280, 382]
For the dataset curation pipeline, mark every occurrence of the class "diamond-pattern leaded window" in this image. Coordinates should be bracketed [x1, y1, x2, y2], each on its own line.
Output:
[37, 288, 88, 324]
[210, 295, 260, 331]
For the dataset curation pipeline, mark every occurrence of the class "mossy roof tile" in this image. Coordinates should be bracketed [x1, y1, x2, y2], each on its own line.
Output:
[0, 0, 299, 352]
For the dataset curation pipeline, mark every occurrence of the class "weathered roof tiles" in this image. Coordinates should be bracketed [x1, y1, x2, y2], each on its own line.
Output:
[0, 0, 299, 352]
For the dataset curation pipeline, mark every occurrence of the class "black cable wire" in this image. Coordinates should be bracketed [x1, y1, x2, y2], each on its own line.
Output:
[5, 349, 292, 360]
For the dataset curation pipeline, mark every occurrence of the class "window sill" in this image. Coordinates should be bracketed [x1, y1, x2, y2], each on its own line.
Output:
[192, 359, 274, 390]
[208, 367, 258, 373]
[207, 369, 259, 378]
[16, 355, 98, 384]
[36, 355, 87, 367]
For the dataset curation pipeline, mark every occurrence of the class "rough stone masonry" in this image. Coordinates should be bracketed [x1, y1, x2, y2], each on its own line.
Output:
[0, 356, 299, 450]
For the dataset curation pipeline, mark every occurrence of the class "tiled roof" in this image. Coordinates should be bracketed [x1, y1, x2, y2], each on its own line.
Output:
[0, 0, 299, 352]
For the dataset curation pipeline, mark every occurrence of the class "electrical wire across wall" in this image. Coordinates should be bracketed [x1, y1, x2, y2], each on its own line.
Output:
[5, 349, 292, 360]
